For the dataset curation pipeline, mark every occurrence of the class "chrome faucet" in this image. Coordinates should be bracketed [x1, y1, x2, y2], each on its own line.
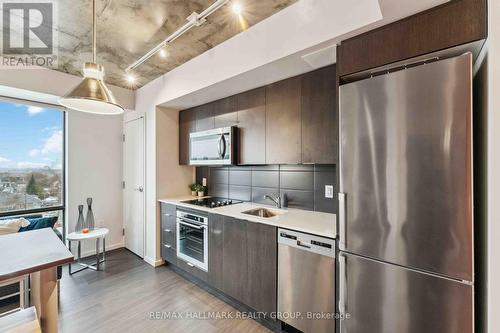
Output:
[264, 194, 281, 209]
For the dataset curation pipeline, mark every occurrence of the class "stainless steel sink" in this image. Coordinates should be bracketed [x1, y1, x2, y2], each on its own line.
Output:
[242, 208, 277, 218]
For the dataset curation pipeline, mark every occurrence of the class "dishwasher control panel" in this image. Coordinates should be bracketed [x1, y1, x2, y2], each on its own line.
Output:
[278, 228, 335, 258]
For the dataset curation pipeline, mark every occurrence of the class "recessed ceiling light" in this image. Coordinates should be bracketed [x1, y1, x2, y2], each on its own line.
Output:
[232, 3, 242, 15]
[159, 49, 167, 58]
[126, 74, 136, 84]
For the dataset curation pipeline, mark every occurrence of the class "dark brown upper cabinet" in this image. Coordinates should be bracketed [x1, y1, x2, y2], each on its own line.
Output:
[214, 96, 238, 128]
[301, 65, 337, 164]
[179, 108, 196, 165]
[179, 68, 340, 165]
[237, 87, 266, 165]
[337, 0, 487, 77]
[195, 102, 215, 131]
[265, 76, 302, 164]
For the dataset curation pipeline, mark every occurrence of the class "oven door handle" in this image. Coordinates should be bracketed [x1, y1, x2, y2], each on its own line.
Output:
[177, 219, 205, 230]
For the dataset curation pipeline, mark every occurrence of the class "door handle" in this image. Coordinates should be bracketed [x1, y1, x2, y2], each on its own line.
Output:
[338, 192, 346, 250]
[134, 186, 144, 192]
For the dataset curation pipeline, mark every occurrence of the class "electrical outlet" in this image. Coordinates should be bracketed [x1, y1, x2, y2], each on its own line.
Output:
[202, 178, 207, 187]
[325, 185, 334, 199]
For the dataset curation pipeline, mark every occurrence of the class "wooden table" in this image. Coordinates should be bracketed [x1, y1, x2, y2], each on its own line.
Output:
[0, 229, 74, 333]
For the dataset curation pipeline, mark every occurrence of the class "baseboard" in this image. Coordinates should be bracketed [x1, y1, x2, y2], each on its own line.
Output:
[75, 242, 124, 259]
[144, 256, 164, 267]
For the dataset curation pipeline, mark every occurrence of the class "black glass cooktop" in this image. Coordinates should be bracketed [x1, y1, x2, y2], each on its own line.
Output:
[181, 197, 242, 208]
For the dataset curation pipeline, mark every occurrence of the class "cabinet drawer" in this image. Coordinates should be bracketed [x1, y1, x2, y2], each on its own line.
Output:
[161, 244, 177, 264]
[177, 258, 208, 283]
[160, 203, 176, 216]
[161, 213, 176, 231]
[161, 227, 176, 250]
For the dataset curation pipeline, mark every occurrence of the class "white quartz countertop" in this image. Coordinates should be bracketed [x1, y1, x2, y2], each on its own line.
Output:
[158, 196, 336, 239]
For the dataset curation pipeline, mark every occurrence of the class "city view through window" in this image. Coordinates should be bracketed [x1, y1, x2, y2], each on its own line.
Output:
[0, 100, 64, 213]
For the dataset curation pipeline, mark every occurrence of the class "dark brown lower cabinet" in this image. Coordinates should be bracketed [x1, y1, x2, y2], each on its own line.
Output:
[164, 209, 277, 313]
[208, 213, 224, 291]
[209, 213, 277, 313]
[221, 217, 248, 302]
[245, 221, 277, 314]
[160, 203, 177, 263]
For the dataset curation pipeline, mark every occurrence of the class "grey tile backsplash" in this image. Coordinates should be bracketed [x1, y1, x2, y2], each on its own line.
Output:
[196, 165, 337, 214]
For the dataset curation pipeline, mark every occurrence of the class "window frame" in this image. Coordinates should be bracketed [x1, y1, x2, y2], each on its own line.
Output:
[0, 97, 66, 241]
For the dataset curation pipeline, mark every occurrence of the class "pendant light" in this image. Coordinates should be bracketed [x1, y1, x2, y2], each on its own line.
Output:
[60, 0, 124, 115]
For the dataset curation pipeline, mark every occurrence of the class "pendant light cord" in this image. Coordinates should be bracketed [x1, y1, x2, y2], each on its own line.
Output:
[92, 0, 97, 63]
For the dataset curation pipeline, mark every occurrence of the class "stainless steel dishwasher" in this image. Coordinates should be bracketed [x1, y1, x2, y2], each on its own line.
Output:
[278, 228, 335, 333]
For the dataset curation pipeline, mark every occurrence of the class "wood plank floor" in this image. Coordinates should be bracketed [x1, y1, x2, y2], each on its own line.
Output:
[58, 248, 271, 333]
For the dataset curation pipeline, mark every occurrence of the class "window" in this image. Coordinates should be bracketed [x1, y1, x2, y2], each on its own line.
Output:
[0, 99, 65, 226]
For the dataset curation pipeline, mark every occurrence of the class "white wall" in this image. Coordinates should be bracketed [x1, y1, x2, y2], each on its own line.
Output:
[0, 67, 133, 256]
[67, 110, 124, 256]
[488, 0, 500, 331]
[154, 107, 194, 262]
[127, 90, 195, 266]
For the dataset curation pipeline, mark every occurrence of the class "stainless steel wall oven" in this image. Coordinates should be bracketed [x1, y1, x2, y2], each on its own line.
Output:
[176, 209, 208, 271]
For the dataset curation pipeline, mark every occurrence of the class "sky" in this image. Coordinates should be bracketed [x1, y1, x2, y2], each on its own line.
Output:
[0, 100, 63, 170]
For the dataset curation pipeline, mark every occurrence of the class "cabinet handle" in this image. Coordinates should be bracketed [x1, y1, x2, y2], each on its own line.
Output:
[164, 244, 171, 249]
[164, 229, 171, 233]
[187, 262, 194, 267]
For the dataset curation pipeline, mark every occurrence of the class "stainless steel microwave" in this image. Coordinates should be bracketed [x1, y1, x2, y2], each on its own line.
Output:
[189, 126, 236, 165]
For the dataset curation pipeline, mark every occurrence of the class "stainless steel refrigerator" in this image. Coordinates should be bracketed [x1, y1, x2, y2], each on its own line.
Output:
[338, 53, 474, 333]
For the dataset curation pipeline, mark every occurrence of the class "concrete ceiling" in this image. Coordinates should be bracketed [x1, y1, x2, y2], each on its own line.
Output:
[52, 0, 297, 89]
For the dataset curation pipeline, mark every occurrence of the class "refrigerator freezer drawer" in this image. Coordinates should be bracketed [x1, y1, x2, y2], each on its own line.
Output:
[338, 252, 473, 333]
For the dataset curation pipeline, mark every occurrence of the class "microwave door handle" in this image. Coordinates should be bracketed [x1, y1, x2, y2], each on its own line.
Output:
[217, 135, 223, 158]
[220, 135, 227, 158]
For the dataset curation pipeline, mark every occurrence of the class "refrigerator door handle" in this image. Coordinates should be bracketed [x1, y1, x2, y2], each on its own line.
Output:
[338, 253, 347, 332]
[338, 192, 346, 250]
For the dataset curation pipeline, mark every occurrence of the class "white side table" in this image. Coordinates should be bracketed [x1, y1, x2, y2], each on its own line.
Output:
[67, 228, 109, 275]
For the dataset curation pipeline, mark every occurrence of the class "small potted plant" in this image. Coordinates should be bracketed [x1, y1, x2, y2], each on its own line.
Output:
[195, 184, 205, 197]
[189, 184, 197, 196]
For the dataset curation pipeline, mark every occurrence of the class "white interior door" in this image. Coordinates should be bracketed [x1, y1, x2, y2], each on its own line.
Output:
[124, 117, 145, 257]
